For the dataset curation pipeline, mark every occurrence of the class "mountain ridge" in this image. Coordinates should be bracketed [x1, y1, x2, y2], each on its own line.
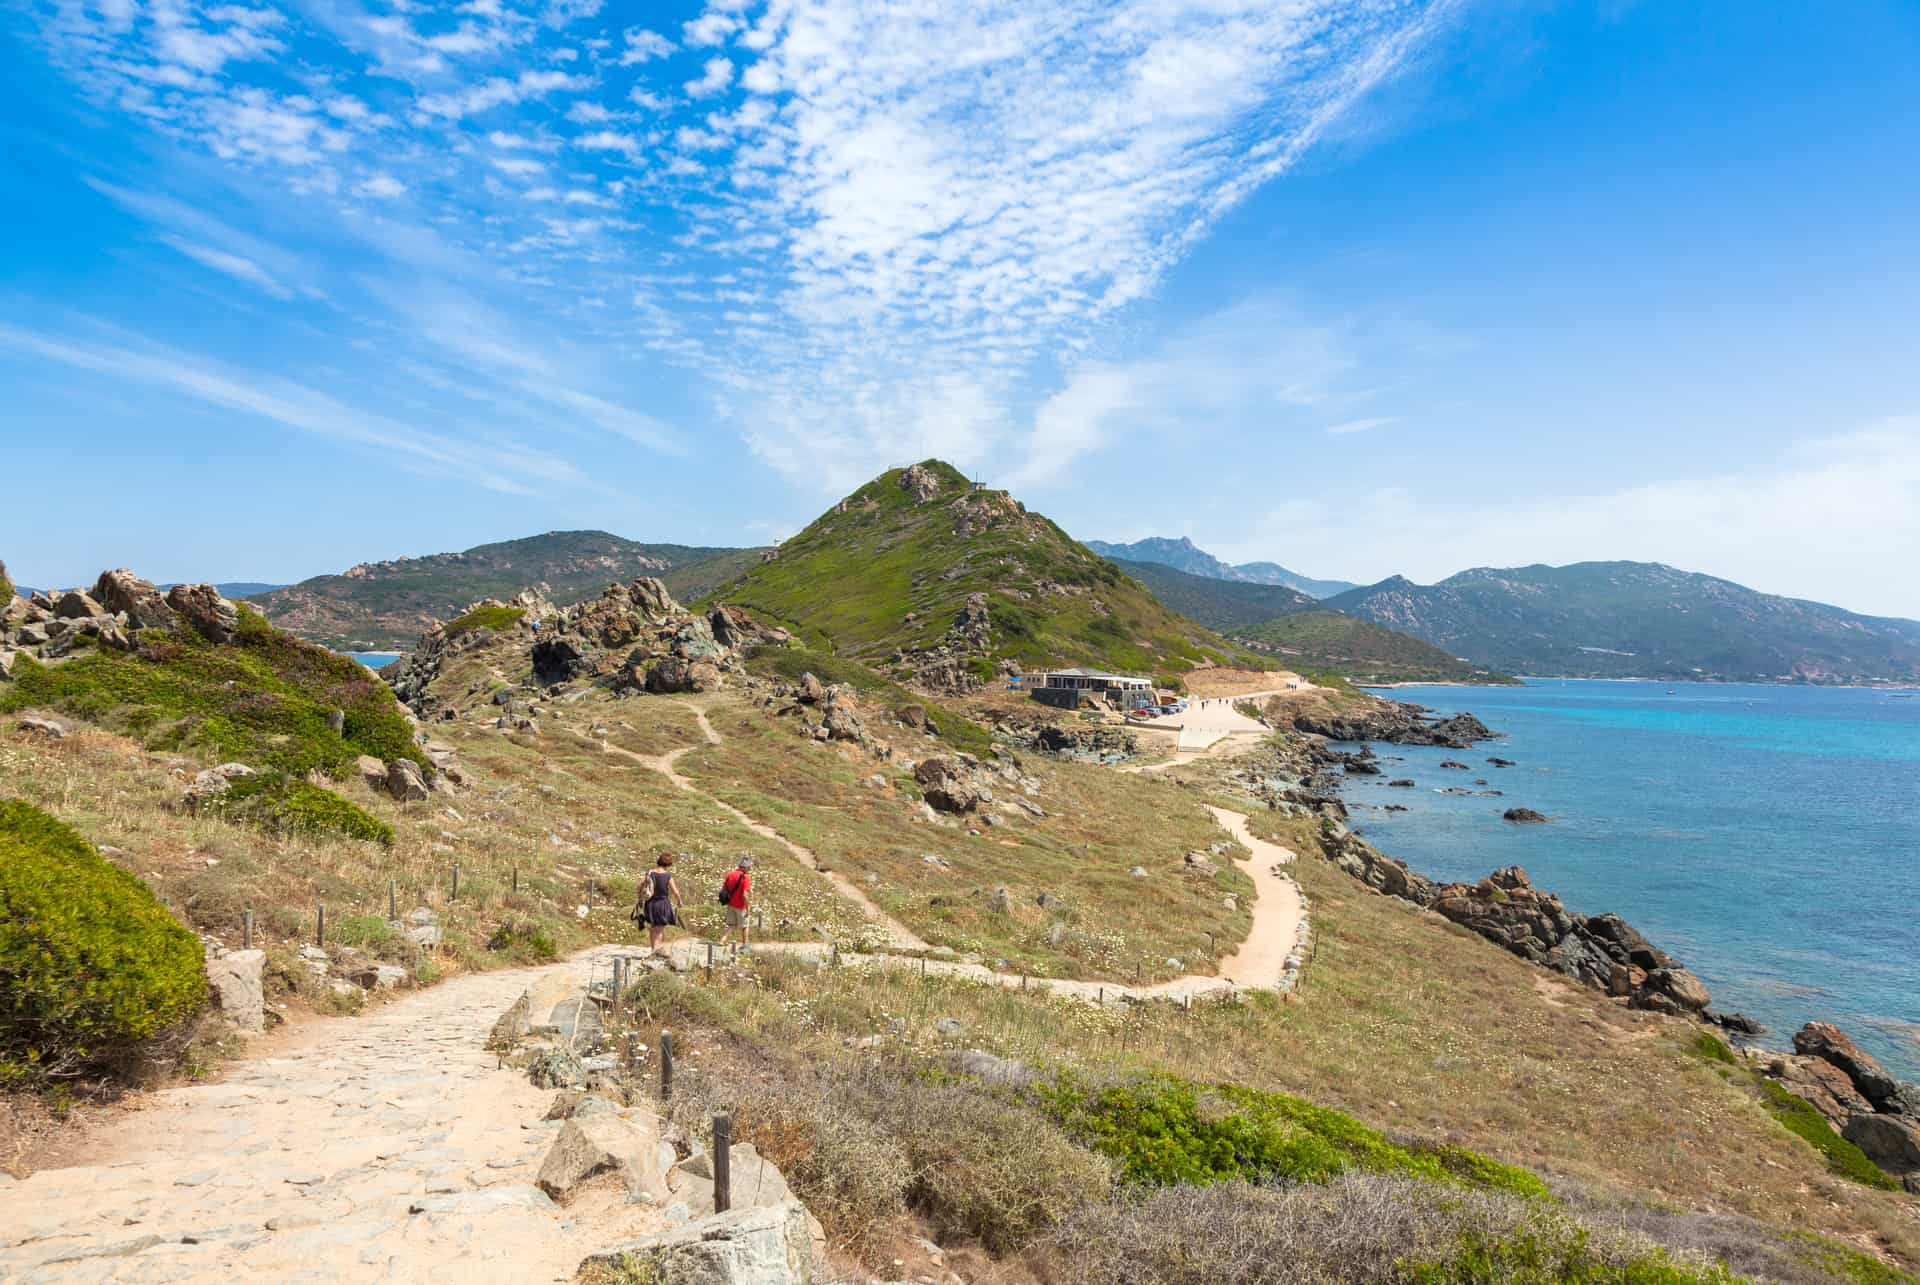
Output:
[1085, 535, 1358, 598]
[1327, 560, 1920, 683]
[249, 530, 759, 650]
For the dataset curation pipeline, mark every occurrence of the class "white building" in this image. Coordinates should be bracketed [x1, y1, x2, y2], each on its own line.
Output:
[1026, 667, 1157, 710]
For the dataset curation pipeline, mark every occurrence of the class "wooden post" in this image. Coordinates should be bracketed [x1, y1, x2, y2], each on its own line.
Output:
[452, 863, 460, 902]
[389, 879, 397, 920]
[830, 941, 839, 968]
[316, 904, 326, 947]
[705, 942, 714, 979]
[611, 959, 622, 1017]
[660, 1030, 675, 1102]
[512, 865, 518, 894]
[242, 909, 253, 950]
[712, 1112, 732, 1214]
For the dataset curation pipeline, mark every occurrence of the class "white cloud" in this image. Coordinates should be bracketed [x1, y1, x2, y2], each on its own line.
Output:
[355, 174, 406, 199]
[574, 129, 643, 159]
[618, 27, 675, 65]
[491, 155, 546, 176]
[416, 69, 590, 120]
[1326, 416, 1395, 435]
[683, 12, 738, 48]
[684, 56, 733, 97]
[158, 235, 295, 299]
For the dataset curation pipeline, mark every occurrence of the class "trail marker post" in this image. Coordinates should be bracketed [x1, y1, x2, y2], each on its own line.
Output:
[242, 909, 253, 950]
[660, 1030, 675, 1102]
[316, 904, 326, 947]
[712, 1113, 732, 1213]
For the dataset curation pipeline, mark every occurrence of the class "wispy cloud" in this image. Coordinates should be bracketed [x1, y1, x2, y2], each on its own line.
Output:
[1326, 416, 1395, 436]
[24, 0, 1453, 496]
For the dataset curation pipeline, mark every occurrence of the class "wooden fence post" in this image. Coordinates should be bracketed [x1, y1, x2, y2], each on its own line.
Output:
[712, 1112, 732, 1213]
[389, 879, 397, 920]
[316, 904, 326, 947]
[242, 909, 253, 950]
[452, 863, 460, 902]
[660, 1030, 675, 1102]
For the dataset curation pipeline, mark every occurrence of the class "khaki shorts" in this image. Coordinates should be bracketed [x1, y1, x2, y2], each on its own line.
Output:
[726, 907, 748, 929]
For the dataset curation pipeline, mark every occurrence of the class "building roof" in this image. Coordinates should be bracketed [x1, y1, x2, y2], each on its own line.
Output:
[1038, 668, 1151, 683]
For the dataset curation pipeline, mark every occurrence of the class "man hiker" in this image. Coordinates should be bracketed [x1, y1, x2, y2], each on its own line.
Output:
[721, 857, 753, 951]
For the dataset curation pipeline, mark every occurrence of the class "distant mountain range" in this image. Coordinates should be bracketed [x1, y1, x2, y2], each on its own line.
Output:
[1325, 563, 1920, 684]
[248, 532, 760, 650]
[1084, 537, 1358, 598]
[1102, 558, 1507, 684]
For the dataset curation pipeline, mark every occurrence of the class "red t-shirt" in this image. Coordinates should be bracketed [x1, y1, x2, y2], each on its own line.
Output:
[724, 869, 751, 908]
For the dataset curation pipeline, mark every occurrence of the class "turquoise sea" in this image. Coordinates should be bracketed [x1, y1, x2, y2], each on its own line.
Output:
[348, 652, 401, 669]
[1342, 680, 1920, 1079]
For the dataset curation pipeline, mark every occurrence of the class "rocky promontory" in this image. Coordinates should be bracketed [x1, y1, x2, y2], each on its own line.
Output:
[1286, 699, 1497, 749]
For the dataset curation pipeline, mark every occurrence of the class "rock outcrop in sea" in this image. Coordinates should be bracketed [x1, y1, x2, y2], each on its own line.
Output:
[1763, 1022, 1920, 1192]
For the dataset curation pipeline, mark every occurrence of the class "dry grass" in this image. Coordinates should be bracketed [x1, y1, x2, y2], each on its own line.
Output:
[676, 693, 1253, 981]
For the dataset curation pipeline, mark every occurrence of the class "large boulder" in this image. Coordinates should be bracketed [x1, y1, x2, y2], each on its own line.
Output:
[1770, 1054, 1874, 1131]
[537, 1112, 671, 1204]
[1793, 1022, 1903, 1110]
[91, 570, 176, 631]
[579, 1199, 819, 1284]
[914, 755, 984, 814]
[670, 1142, 798, 1218]
[205, 948, 266, 1034]
[532, 635, 591, 685]
[1843, 1113, 1920, 1171]
[52, 590, 103, 620]
[182, 762, 256, 813]
[164, 584, 239, 644]
[1645, 967, 1711, 1012]
[386, 759, 430, 802]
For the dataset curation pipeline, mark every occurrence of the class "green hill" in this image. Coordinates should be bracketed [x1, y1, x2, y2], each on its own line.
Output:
[250, 531, 759, 649]
[1235, 610, 1515, 684]
[706, 461, 1261, 689]
[1327, 562, 1920, 683]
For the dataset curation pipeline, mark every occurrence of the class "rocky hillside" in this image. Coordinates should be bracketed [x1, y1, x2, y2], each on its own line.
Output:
[1086, 536, 1358, 598]
[707, 461, 1261, 692]
[249, 531, 759, 650]
[1327, 562, 1920, 683]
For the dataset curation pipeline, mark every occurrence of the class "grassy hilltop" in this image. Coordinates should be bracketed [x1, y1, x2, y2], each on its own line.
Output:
[708, 460, 1261, 683]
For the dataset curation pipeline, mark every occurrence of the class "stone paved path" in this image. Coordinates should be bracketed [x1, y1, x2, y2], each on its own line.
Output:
[0, 954, 653, 1285]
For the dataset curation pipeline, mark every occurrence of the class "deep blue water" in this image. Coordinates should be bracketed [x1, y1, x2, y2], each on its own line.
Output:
[348, 652, 401, 669]
[1343, 680, 1920, 1078]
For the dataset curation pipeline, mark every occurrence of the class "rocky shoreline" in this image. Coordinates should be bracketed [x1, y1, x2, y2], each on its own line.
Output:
[1231, 694, 1920, 1190]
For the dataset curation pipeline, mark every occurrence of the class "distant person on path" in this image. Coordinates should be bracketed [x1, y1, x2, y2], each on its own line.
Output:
[636, 853, 684, 955]
[721, 857, 753, 951]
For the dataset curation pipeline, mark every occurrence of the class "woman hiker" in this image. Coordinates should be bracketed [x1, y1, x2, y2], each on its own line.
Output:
[637, 853, 685, 956]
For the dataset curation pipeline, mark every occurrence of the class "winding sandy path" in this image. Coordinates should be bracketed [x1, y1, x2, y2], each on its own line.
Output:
[595, 700, 1308, 1003]
[0, 956, 652, 1285]
[602, 703, 927, 950]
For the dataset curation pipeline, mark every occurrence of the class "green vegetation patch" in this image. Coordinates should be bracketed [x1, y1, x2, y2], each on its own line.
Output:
[487, 921, 558, 962]
[1687, 1031, 1739, 1065]
[204, 771, 394, 846]
[1757, 1078, 1898, 1190]
[1402, 1229, 1743, 1284]
[0, 609, 424, 781]
[1041, 1074, 1549, 1200]
[444, 604, 526, 638]
[1787, 1233, 1920, 1285]
[0, 799, 207, 1086]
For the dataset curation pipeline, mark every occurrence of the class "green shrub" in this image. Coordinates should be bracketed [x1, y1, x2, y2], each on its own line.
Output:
[1786, 1232, 1920, 1285]
[445, 605, 526, 638]
[1040, 1074, 1548, 1200]
[1757, 1079, 1897, 1190]
[205, 772, 394, 846]
[1403, 1229, 1743, 1284]
[0, 800, 207, 1085]
[1687, 1032, 1738, 1065]
[487, 922, 557, 962]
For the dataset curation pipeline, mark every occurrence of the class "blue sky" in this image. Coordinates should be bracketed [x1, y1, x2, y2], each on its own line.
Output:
[4, 1, 1919, 616]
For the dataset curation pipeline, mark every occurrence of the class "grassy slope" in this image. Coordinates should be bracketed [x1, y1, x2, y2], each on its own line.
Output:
[707, 461, 1261, 677]
[1238, 609, 1520, 684]
[250, 531, 759, 649]
[1106, 557, 1319, 629]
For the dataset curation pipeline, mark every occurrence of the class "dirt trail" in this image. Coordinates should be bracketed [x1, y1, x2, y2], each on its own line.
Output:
[602, 702, 927, 950]
[600, 700, 1305, 1003]
[0, 955, 651, 1285]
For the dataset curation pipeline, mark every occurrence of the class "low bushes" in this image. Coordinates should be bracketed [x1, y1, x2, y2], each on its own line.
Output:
[1037, 1175, 1740, 1285]
[486, 922, 557, 962]
[0, 800, 206, 1085]
[1758, 1078, 1898, 1191]
[444, 605, 526, 638]
[1039, 1074, 1548, 1200]
[204, 772, 394, 846]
